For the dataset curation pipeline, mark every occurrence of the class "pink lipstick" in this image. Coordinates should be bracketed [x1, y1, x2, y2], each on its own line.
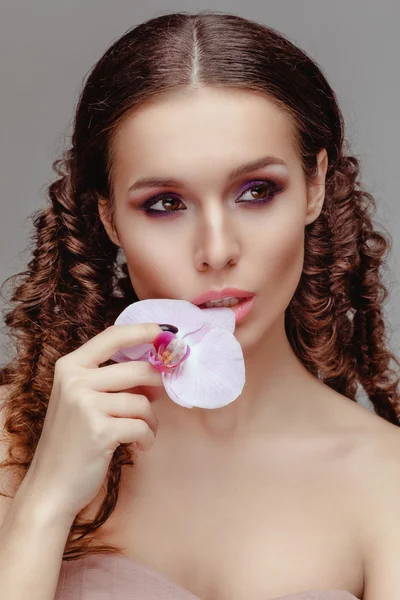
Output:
[229, 295, 256, 324]
[191, 287, 256, 324]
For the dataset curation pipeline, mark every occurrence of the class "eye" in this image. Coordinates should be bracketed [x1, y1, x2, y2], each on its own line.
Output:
[139, 178, 283, 218]
[237, 180, 281, 204]
[141, 196, 185, 216]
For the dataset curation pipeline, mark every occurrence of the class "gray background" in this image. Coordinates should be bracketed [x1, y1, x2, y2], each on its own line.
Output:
[1, 1, 399, 408]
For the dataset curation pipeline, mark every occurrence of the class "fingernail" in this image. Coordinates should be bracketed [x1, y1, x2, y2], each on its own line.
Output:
[159, 324, 179, 333]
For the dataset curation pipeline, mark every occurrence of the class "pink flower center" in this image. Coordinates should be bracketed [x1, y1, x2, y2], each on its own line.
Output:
[148, 332, 190, 373]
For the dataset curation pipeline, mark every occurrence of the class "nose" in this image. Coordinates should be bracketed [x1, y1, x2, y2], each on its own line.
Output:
[194, 207, 241, 272]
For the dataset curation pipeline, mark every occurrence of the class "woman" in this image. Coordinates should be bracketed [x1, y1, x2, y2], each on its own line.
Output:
[0, 9, 399, 600]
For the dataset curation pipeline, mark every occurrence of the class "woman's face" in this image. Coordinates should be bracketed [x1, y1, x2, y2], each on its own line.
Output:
[99, 86, 327, 351]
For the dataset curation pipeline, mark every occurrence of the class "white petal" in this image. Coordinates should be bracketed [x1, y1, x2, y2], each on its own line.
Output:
[163, 329, 245, 409]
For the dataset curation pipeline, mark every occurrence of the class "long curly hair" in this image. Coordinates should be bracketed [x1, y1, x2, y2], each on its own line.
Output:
[0, 10, 399, 561]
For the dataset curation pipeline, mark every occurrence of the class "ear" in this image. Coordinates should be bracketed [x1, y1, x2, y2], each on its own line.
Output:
[97, 195, 121, 247]
[305, 148, 328, 226]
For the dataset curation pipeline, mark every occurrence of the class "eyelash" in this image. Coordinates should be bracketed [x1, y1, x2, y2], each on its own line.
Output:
[139, 179, 284, 218]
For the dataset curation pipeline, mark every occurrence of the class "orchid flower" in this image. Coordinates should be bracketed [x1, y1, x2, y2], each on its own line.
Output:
[110, 299, 245, 409]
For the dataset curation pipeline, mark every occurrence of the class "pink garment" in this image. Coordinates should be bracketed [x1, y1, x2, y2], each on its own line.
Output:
[54, 553, 361, 600]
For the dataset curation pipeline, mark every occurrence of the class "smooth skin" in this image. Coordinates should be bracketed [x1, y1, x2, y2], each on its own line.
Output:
[24, 322, 166, 522]
[95, 86, 400, 600]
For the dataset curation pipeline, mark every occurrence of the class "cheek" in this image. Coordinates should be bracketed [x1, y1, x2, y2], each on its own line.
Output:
[122, 232, 183, 299]
[257, 218, 305, 310]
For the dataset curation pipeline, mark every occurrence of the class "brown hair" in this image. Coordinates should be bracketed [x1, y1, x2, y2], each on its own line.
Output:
[1, 9, 399, 561]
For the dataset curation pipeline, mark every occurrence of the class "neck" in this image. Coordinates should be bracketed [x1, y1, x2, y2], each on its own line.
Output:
[154, 314, 324, 443]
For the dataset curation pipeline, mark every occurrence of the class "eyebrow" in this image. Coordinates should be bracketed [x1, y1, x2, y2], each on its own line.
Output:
[127, 155, 287, 193]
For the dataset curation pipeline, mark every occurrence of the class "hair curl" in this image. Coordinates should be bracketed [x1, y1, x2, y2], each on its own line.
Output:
[1, 9, 399, 561]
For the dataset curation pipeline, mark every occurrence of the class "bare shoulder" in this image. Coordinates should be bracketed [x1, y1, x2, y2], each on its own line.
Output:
[347, 398, 400, 481]
[340, 396, 400, 599]
[315, 384, 400, 513]
[325, 386, 400, 472]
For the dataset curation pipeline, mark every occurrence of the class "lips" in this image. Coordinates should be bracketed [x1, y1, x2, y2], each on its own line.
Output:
[198, 297, 250, 308]
[199, 295, 257, 325]
[191, 288, 255, 307]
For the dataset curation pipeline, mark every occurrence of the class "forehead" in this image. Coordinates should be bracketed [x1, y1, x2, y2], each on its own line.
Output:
[111, 87, 298, 182]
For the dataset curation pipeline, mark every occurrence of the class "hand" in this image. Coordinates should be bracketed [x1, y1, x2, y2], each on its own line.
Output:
[24, 323, 164, 522]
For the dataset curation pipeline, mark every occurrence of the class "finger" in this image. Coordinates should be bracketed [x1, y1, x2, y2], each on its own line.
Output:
[96, 392, 158, 435]
[86, 360, 163, 392]
[64, 323, 163, 369]
[110, 418, 156, 451]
